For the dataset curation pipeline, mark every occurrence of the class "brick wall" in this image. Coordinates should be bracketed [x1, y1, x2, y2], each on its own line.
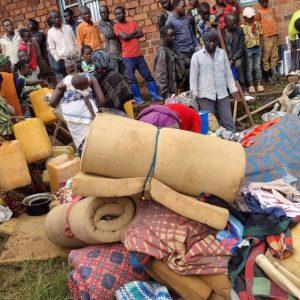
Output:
[0, 0, 59, 31]
[0, 0, 299, 68]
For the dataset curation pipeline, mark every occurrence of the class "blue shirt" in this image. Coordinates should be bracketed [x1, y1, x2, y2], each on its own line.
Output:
[166, 14, 196, 54]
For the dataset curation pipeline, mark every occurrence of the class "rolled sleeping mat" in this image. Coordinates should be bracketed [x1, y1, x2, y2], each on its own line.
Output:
[72, 173, 229, 230]
[45, 197, 135, 248]
[146, 260, 212, 300]
[45, 203, 86, 248]
[81, 113, 246, 203]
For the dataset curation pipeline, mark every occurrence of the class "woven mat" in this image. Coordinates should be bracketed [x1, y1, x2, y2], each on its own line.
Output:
[0, 214, 69, 264]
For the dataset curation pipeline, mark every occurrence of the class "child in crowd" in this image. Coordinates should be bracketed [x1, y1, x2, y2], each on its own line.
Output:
[256, 0, 279, 83]
[71, 74, 96, 119]
[14, 59, 48, 116]
[189, 1, 216, 47]
[241, 7, 264, 93]
[81, 45, 95, 73]
[18, 29, 39, 79]
[211, 0, 233, 30]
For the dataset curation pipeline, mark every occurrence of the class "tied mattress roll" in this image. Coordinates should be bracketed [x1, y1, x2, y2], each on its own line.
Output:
[45, 197, 135, 248]
[81, 113, 246, 203]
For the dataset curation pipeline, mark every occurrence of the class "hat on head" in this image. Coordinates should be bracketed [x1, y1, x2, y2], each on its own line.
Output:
[0, 54, 10, 69]
[243, 7, 256, 18]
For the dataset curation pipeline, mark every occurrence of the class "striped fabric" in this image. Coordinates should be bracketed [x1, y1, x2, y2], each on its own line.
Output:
[115, 281, 172, 300]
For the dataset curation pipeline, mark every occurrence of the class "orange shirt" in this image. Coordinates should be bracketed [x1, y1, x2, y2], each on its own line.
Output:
[256, 5, 277, 37]
[77, 21, 104, 50]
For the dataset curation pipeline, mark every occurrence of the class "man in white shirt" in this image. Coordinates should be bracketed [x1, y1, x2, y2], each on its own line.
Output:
[0, 19, 21, 65]
[190, 28, 238, 132]
[47, 10, 78, 83]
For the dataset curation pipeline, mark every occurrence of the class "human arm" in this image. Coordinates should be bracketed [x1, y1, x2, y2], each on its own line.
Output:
[26, 79, 49, 87]
[76, 25, 84, 49]
[224, 51, 239, 100]
[153, 48, 171, 99]
[49, 82, 66, 107]
[90, 76, 105, 107]
[232, 29, 245, 61]
[99, 23, 115, 39]
[189, 53, 199, 98]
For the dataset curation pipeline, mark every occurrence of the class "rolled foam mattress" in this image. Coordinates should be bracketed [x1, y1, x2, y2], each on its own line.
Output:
[45, 196, 135, 248]
[81, 113, 246, 203]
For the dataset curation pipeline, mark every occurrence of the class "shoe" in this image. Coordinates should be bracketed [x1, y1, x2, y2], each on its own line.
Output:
[130, 83, 145, 105]
[147, 81, 163, 101]
[257, 84, 264, 92]
[270, 67, 279, 81]
[249, 86, 255, 93]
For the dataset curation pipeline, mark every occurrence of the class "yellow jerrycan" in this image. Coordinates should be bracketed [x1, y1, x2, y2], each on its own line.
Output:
[29, 88, 58, 124]
[47, 154, 81, 193]
[0, 140, 31, 191]
[13, 118, 53, 163]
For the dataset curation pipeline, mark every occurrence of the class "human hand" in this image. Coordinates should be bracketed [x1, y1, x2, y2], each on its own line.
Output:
[40, 80, 49, 87]
[231, 91, 239, 101]
[229, 59, 235, 67]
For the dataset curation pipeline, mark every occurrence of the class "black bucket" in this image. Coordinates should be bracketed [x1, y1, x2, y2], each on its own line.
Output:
[22, 193, 54, 216]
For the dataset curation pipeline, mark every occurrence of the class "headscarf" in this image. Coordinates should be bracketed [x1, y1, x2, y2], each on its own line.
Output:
[92, 50, 110, 71]
[0, 54, 10, 69]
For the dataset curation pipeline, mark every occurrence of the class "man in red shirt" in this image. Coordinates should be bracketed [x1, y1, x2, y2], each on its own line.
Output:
[114, 6, 163, 104]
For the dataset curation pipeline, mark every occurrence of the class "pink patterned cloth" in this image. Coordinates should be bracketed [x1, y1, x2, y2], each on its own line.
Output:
[68, 243, 149, 300]
[122, 200, 232, 275]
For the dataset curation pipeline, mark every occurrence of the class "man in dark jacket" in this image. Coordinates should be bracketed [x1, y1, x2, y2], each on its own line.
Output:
[221, 13, 246, 91]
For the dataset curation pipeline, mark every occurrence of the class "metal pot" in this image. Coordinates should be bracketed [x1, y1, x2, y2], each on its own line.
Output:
[22, 193, 54, 216]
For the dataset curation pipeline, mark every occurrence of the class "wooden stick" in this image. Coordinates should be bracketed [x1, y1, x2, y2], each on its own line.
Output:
[216, 27, 254, 125]
[255, 254, 300, 299]
[237, 98, 279, 122]
[273, 261, 300, 289]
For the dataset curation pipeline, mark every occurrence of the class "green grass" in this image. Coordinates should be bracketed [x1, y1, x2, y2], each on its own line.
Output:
[0, 258, 71, 300]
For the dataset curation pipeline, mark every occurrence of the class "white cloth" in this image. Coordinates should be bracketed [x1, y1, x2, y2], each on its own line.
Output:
[250, 188, 300, 218]
[60, 75, 97, 148]
[190, 47, 237, 101]
[47, 25, 77, 61]
[0, 32, 21, 64]
[0, 206, 13, 223]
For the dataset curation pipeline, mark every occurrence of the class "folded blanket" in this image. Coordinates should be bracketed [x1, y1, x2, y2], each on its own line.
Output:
[72, 173, 229, 230]
[68, 244, 149, 300]
[122, 200, 232, 276]
[45, 197, 135, 248]
[81, 113, 245, 203]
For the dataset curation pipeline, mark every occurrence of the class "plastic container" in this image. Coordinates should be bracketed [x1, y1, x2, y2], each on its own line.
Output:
[29, 88, 58, 124]
[47, 154, 81, 193]
[0, 140, 31, 191]
[199, 110, 209, 134]
[52, 146, 75, 158]
[13, 118, 53, 163]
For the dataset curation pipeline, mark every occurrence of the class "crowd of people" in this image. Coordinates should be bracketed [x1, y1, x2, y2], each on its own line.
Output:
[0, 0, 299, 149]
